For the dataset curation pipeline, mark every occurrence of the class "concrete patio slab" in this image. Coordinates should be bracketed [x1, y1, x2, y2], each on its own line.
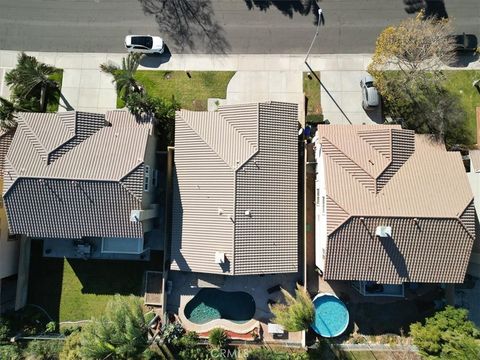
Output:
[79, 69, 101, 89]
[81, 53, 107, 70]
[61, 69, 82, 88]
[0, 52, 17, 68]
[58, 87, 78, 112]
[78, 88, 99, 109]
[97, 88, 117, 109]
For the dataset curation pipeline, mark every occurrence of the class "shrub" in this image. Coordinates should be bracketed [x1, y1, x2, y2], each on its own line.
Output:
[161, 322, 184, 345]
[60, 331, 82, 360]
[0, 344, 22, 360]
[410, 306, 480, 358]
[208, 328, 228, 349]
[269, 284, 314, 332]
[24, 340, 63, 360]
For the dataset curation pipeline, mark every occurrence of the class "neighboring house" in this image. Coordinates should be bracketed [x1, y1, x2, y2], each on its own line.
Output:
[2, 110, 162, 260]
[467, 149, 480, 278]
[0, 130, 20, 313]
[171, 102, 298, 275]
[314, 125, 475, 296]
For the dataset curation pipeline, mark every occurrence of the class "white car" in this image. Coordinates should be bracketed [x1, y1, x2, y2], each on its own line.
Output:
[360, 75, 380, 111]
[124, 35, 164, 54]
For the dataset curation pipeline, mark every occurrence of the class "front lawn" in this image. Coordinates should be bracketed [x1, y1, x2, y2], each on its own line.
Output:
[444, 70, 480, 145]
[117, 71, 235, 110]
[303, 71, 323, 123]
[47, 70, 63, 112]
[27, 241, 162, 322]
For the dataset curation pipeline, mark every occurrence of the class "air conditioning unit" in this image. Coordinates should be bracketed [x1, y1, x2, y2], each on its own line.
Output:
[376, 226, 392, 238]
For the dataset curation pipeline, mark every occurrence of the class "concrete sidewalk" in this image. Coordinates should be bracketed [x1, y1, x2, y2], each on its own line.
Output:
[1, 50, 479, 119]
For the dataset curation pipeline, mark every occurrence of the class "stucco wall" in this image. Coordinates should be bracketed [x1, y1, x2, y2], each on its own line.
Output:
[0, 179, 19, 279]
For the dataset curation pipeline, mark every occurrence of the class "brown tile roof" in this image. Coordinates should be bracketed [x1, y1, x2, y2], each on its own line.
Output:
[317, 125, 475, 284]
[171, 102, 298, 275]
[3, 110, 152, 239]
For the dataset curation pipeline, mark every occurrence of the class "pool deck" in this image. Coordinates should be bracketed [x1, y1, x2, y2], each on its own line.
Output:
[167, 271, 303, 344]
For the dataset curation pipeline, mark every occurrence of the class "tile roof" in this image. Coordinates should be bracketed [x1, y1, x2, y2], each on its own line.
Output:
[3, 110, 152, 239]
[171, 102, 298, 275]
[470, 150, 480, 172]
[317, 125, 475, 284]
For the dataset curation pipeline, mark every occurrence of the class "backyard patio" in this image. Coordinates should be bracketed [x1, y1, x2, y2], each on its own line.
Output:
[166, 271, 304, 345]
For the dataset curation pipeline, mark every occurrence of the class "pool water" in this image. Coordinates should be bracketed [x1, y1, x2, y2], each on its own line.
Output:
[311, 294, 349, 337]
[184, 289, 256, 324]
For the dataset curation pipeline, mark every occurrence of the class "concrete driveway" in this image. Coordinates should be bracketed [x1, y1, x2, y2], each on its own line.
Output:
[225, 71, 305, 124]
[321, 70, 384, 125]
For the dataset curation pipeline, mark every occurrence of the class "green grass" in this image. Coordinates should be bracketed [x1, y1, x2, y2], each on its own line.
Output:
[117, 71, 235, 110]
[46, 70, 63, 112]
[27, 242, 162, 322]
[444, 70, 480, 145]
[304, 71, 321, 115]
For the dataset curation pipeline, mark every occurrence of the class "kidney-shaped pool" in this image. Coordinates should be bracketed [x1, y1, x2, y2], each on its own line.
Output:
[184, 289, 256, 324]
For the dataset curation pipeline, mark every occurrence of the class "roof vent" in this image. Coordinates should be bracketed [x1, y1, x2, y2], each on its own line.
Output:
[218, 208, 224, 215]
[245, 210, 252, 217]
[215, 252, 225, 264]
[376, 226, 392, 238]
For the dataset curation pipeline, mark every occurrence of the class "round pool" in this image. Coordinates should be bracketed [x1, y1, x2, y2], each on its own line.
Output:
[184, 289, 256, 324]
[311, 293, 349, 337]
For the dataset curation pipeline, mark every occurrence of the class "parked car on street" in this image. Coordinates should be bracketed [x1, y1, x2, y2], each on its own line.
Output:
[360, 75, 380, 111]
[451, 33, 478, 53]
[124, 35, 164, 54]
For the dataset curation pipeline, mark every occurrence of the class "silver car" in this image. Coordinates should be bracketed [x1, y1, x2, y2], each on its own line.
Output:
[124, 35, 164, 54]
[360, 75, 380, 110]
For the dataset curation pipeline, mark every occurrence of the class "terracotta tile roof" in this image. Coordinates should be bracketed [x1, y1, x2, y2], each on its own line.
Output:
[171, 102, 298, 275]
[317, 125, 475, 283]
[3, 111, 152, 239]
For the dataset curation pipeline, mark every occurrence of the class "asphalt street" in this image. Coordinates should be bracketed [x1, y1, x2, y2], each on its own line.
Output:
[0, 0, 479, 54]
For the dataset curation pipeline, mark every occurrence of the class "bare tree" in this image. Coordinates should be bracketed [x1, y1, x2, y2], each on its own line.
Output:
[368, 13, 469, 147]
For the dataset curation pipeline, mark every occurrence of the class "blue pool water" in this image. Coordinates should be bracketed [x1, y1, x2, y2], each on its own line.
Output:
[311, 294, 349, 337]
[184, 289, 256, 324]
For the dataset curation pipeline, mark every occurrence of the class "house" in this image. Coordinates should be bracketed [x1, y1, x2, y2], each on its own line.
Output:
[314, 125, 475, 296]
[2, 110, 162, 260]
[466, 149, 480, 278]
[171, 102, 298, 275]
[0, 130, 20, 313]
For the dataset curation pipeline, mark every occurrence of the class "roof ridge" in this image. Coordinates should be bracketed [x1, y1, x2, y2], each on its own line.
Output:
[357, 128, 392, 165]
[17, 115, 49, 161]
[177, 112, 233, 169]
[322, 137, 376, 193]
[219, 109, 258, 167]
[119, 163, 144, 201]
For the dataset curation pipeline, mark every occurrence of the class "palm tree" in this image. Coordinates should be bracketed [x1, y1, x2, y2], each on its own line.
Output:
[0, 97, 20, 131]
[100, 53, 144, 101]
[4, 52, 59, 112]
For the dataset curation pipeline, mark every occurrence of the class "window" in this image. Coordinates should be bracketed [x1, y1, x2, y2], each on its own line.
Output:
[144, 165, 150, 192]
[316, 189, 320, 204]
[321, 196, 326, 215]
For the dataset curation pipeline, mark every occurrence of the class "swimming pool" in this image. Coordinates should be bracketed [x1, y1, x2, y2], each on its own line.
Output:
[184, 289, 256, 324]
[311, 293, 349, 337]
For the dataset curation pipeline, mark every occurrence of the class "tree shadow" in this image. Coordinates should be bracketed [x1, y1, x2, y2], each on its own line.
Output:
[138, 0, 230, 54]
[68, 257, 162, 295]
[244, 0, 321, 24]
[27, 240, 63, 322]
[404, 0, 449, 19]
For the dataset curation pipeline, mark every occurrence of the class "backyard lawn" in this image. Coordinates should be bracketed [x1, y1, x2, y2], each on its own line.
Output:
[117, 71, 235, 110]
[27, 241, 162, 322]
[444, 70, 480, 145]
